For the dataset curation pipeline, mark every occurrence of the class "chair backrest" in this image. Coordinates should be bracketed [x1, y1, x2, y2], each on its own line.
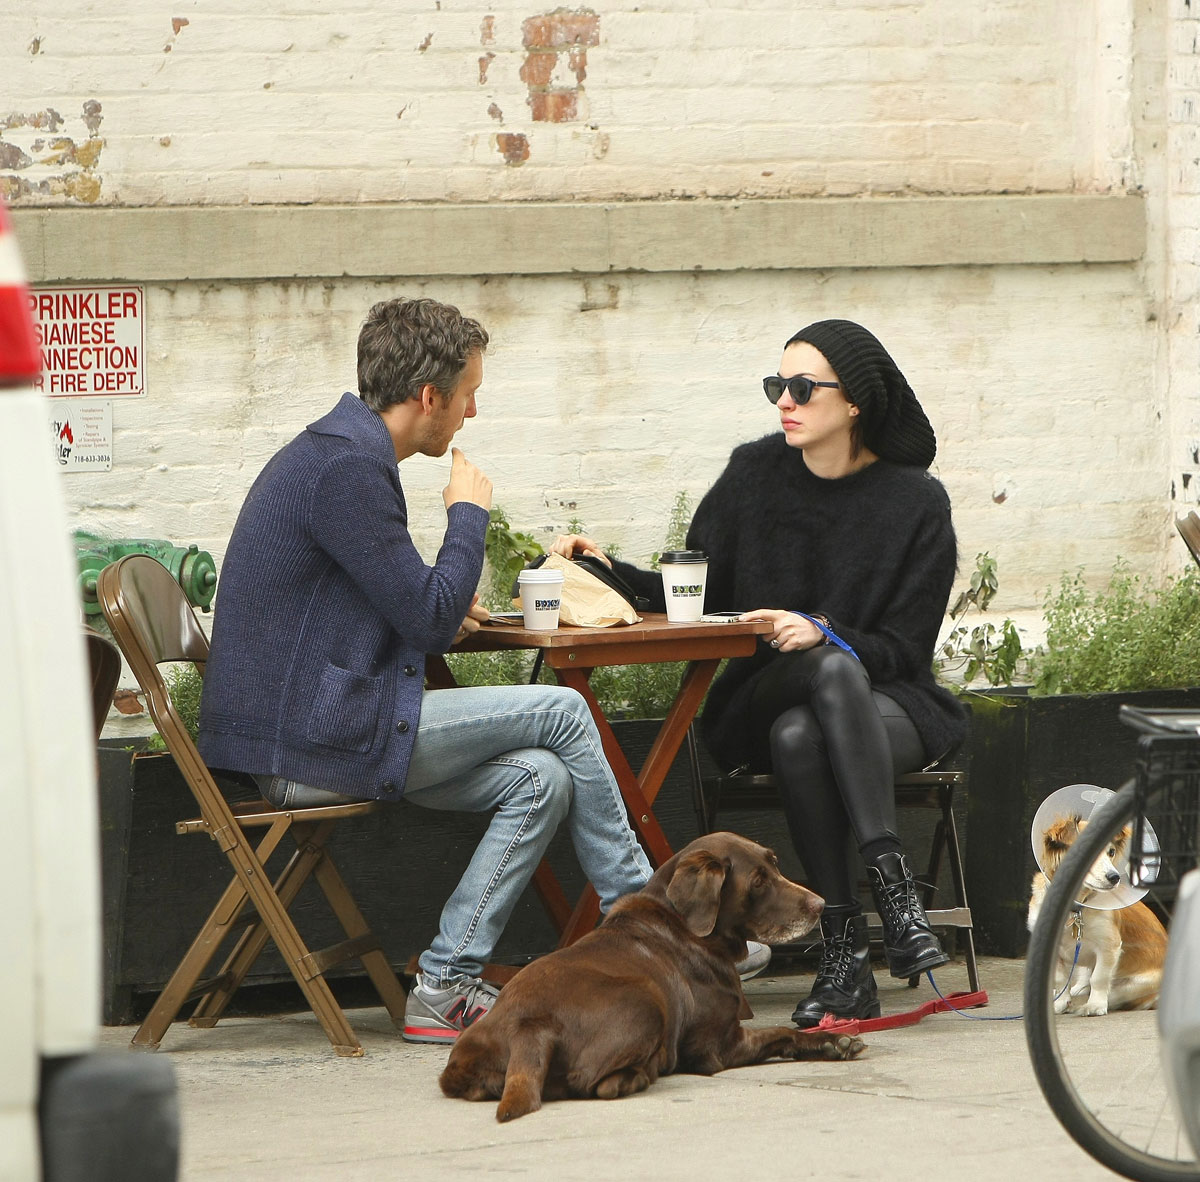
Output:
[84, 628, 122, 740]
[1177, 511, 1200, 570]
[96, 554, 232, 825]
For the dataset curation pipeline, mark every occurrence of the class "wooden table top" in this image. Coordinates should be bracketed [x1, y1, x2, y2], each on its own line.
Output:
[455, 612, 772, 669]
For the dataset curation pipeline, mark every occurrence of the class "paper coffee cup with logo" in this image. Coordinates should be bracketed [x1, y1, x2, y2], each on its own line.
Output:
[517, 568, 565, 631]
[659, 550, 708, 622]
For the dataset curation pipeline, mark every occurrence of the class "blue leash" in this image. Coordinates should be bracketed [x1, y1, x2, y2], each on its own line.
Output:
[925, 934, 1082, 1022]
[789, 611, 861, 660]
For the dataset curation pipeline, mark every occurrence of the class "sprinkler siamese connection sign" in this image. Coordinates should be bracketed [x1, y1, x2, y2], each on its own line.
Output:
[30, 285, 143, 473]
[30, 285, 145, 398]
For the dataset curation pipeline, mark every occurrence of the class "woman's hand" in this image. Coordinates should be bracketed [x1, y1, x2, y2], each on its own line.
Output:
[740, 608, 824, 653]
[548, 533, 611, 567]
[452, 594, 490, 645]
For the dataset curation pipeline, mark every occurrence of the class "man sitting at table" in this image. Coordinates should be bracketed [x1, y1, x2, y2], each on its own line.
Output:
[197, 296, 655, 1043]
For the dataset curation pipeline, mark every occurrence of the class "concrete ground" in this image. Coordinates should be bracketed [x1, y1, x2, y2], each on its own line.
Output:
[95, 955, 1146, 1181]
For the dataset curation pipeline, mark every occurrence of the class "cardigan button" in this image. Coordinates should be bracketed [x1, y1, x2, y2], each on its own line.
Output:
[380, 781, 397, 795]
[396, 719, 410, 734]
[404, 664, 417, 676]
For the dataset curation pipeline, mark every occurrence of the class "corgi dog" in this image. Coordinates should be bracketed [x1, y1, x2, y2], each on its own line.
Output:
[1027, 813, 1168, 1016]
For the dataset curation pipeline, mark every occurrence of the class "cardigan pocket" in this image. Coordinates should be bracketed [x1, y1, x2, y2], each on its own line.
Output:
[305, 664, 384, 754]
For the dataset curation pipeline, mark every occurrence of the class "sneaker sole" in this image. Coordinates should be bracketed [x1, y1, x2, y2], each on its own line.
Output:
[401, 1024, 460, 1044]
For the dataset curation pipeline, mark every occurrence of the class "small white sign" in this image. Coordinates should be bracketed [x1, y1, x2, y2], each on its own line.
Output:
[30, 285, 145, 398]
[49, 399, 113, 471]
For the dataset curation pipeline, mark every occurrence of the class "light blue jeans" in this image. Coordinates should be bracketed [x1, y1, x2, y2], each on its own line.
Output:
[259, 683, 653, 988]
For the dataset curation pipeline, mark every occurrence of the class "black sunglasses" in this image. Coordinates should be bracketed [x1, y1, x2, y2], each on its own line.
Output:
[762, 374, 841, 405]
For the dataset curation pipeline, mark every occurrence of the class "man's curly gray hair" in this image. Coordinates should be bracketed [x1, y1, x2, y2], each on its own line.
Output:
[357, 297, 489, 412]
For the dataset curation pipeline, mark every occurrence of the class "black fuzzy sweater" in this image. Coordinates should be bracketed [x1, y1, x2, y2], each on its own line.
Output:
[614, 433, 968, 770]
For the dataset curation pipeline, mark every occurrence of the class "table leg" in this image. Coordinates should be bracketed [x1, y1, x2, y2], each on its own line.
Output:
[550, 660, 722, 946]
[636, 659, 719, 806]
[554, 668, 675, 866]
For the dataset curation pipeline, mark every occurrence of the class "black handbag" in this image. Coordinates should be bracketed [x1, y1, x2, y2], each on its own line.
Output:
[513, 554, 650, 612]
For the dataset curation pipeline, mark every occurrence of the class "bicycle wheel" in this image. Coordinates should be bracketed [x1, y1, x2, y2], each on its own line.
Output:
[1025, 778, 1200, 1181]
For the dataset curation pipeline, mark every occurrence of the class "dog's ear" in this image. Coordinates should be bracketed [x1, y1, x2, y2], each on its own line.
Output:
[665, 850, 727, 936]
[1045, 814, 1083, 850]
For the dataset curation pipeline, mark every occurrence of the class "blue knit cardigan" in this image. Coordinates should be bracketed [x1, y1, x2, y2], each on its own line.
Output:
[197, 392, 488, 799]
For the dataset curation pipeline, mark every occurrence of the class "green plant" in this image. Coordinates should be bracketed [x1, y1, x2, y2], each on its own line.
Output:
[1029, 561, 1200, 695]
[650, 491, 691, 568]
[144, 662, 204, 750]
[484, 507, 544, 609]
[935, 552, 1024, 689]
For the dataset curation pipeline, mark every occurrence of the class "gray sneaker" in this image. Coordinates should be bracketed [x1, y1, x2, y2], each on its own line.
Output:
[402, 978, 499, 1044]
[736, 940, 772, 981]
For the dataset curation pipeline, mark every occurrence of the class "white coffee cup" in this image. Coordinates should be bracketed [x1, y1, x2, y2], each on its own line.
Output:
[517, 568, 565, 630]
[659, 550, 708, 622]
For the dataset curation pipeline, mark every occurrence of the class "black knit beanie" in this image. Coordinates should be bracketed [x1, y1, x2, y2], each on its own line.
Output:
[788, 319, 937, 468]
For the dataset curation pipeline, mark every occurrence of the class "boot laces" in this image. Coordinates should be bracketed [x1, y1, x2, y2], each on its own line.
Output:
[816, 924, 856, 979]
[877, 875, 922, 926]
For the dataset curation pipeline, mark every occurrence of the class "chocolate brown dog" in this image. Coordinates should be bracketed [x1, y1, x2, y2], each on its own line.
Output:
[440, 832, 866, 1120]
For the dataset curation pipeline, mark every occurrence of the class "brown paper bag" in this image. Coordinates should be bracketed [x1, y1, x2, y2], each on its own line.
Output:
[513, 553, 640, 627]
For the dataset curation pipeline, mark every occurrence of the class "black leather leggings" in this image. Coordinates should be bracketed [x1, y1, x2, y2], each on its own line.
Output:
[746, 646, 926, 912]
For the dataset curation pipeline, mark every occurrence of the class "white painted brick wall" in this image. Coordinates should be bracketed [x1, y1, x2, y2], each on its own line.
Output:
[60, 263, 1160, 613]
[3, 1, 1134, 206]
[6, 0, 1200, 733]
[1168, 4, 1200, 531]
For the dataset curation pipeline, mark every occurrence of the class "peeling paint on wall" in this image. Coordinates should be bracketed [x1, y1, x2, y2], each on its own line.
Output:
[480, 14, 496, 45]
[0, 101, 104, 204]
[163, 16, 189, 53]
[479, 51, 495, 84]
[521, 7, 599, 123]
[496, 132, 530, 165]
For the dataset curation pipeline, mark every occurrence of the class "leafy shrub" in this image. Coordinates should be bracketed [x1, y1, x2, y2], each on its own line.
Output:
[144, 662, 204, 749]
[934, 552, 1024, 689]
[1029, 562, 1200, 695]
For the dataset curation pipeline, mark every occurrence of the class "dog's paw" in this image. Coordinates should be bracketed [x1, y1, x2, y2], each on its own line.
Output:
[819, 1034, 866, 1061]
[1078, 1001, 1109, 1017]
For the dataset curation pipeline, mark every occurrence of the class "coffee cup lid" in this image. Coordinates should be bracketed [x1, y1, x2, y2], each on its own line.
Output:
[659, 550, 707, 564]
[518, 567, 564, 582]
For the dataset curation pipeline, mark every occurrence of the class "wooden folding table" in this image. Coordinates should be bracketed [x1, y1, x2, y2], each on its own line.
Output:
[436, 613, 771, 946]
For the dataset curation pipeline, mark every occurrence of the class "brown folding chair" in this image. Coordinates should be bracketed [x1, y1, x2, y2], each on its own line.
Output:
[1177, 511, 1200, 569]
[97, 554, 407, 1056]
[85, 627, 121, 740]
[687, 728, 980, 992]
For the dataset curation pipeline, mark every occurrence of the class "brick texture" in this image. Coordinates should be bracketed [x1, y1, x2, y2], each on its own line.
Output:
[2, 2, 1135, 204]
[4, 2, 1200, 727]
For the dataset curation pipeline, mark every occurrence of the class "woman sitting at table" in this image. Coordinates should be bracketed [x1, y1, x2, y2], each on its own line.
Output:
[551, 318, 968, 1026]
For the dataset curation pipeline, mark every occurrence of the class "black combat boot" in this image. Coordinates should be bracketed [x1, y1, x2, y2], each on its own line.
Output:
[867, 851, 949, 979]
[791, 911, 880, 1028]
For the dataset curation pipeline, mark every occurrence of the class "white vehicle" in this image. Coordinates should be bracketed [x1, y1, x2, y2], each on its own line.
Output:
[0, 203, 177, 1179]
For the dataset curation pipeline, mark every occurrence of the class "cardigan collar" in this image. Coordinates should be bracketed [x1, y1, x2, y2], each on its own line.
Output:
[307, 392, 396, 464]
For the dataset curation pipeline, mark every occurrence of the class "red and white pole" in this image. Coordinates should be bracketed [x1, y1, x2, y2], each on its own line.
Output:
[0, 201, 41, 386]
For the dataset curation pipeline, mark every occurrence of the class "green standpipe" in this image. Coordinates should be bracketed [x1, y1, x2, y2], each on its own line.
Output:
[75, 531, 218, 617]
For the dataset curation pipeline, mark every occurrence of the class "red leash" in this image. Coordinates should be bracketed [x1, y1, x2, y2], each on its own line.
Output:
[815, 988, 990, 1035]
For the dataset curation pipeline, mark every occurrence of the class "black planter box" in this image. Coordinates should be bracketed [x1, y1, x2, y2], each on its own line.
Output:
[961, 686, 1200, 958]
[97, 725, 716, 1023]
[97, 721, 967, 1023]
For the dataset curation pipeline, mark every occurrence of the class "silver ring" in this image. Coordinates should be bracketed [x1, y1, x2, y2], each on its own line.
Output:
[769, 639, 779, 648]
